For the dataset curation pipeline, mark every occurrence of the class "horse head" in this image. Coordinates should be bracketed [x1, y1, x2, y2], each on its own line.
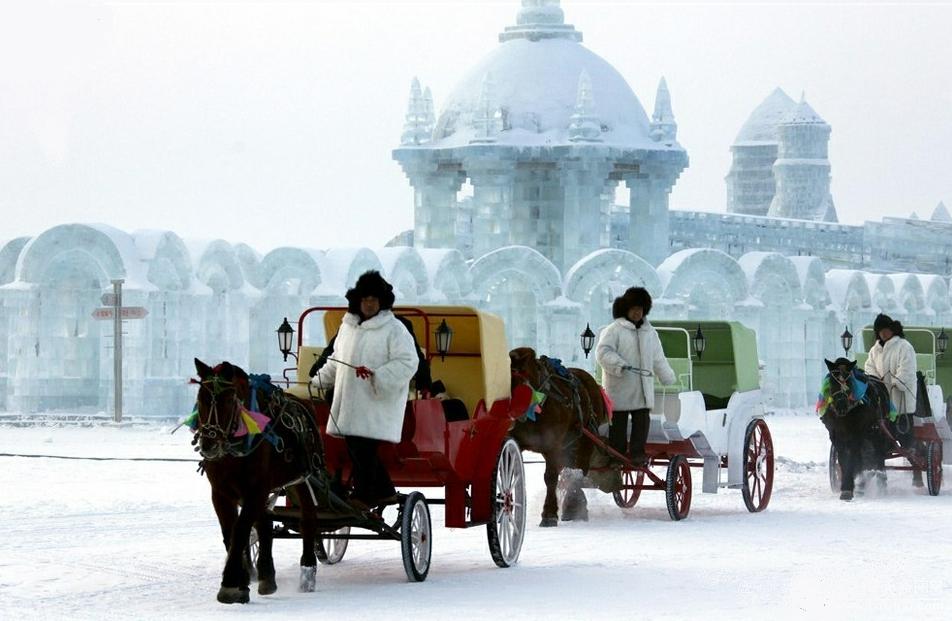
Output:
[824, 357, 858, 417]
[509, 347, 540, 389]
[193, 358, 250, 460]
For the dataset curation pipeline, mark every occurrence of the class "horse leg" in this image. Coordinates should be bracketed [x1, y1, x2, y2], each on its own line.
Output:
[836, 436, 857, 500]
[540, 451, 562, 527]
[255, 513, 277, 596]
[294, 484, 319, 592]
[559, 470, 588, 522]
[217, 493, 265, 604]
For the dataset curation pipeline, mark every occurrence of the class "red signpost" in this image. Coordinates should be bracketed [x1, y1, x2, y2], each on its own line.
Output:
[90, 282, 148, 423]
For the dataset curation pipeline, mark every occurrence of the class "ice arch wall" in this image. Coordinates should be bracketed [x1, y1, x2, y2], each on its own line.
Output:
[1, 224, 950, 415]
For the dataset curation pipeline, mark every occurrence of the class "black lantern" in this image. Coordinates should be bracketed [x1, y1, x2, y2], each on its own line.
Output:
[435, 319, 453, 361]
[693, 324, 706, 360]
[840, 326, 853, 357]
[580, 323, 596, 358]
[277, 317, 295, 362]
[937, 328, 949, 356]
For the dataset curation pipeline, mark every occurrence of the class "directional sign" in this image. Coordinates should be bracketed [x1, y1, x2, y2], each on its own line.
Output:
[92, 306, 149, 321]
[101, 293, 118, 306]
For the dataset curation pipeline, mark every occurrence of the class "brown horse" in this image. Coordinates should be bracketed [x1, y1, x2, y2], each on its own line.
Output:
[192, 359, 325, 604]
[509, 347, 609, 526]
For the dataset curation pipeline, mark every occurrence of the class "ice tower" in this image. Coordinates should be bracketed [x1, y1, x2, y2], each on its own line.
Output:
[768, 96, 836, 221]
[392, 0, 688, 268]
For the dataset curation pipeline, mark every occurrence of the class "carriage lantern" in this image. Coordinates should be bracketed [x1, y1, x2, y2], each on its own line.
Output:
[580, 323, 596, 358]
[693, 324, 706, 360]
[435, 319, 453, 361]
[277, 317, 295, 362]
[937, 328, 949, 356]
[840, 326, 853, 357]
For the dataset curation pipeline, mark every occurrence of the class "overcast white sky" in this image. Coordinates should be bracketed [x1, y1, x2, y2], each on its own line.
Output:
[1, 1, 950, 253]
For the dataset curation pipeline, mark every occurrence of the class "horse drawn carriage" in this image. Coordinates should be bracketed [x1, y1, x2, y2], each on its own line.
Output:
[264, 305, 527, 582]
[828, 326, 952, 496]
[561, 320, 774, 521]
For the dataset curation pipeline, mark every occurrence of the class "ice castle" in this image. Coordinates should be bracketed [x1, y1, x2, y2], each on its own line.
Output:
[1, 0, 950, 417]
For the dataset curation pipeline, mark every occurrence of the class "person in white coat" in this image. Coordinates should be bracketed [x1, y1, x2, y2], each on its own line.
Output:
[596, 287, 676, 465]
[864, 313, 917, 452]
[311, 271, 418, 508]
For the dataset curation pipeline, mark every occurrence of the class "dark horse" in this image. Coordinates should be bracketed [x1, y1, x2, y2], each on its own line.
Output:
[819, 358, 891, 501]
[192, 359, 324, 604]
[509, 347, 609, 526]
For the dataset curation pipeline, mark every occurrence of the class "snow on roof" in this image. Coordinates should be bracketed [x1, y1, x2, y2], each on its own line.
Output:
[430, 36, 656, 149]
[15, 223, 155, 290]
[825, 269, 871, 310]
[780, 97, 827, 125]
[734, 87, 796, 144]
[0, 237, 31, 285]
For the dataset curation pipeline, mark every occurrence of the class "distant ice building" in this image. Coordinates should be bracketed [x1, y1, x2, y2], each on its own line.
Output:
[392, 0, 688, 270]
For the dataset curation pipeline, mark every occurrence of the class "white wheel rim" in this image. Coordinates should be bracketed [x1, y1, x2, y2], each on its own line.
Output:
[323, 527, 349, 562]
[410, 501, 431, 573]
[494, 440, 526, 564]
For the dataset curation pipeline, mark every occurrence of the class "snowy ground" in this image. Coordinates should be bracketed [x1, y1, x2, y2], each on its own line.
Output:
[1, 412, 951, 620]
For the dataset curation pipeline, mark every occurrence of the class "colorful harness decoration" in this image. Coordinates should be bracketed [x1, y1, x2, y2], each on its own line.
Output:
[816, 370, 898, 421]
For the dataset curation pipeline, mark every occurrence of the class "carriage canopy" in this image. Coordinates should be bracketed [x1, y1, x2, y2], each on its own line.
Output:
[293, 305, 510, 416]
[651, 320, 760, 402]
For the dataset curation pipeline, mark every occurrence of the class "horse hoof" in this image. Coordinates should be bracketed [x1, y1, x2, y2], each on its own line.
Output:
[217, 587, 250, 604]
[561, 511, 589, 522]
[299, 565, 316, 592]
[539, 517, 558, 527]
[258, 578, 277, 596]
[839, 491, 853, 501]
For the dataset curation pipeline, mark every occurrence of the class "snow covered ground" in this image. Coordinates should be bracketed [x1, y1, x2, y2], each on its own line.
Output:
[1, 412, 950, 620]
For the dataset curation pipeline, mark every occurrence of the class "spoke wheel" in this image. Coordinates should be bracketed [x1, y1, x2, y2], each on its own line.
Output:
[246, 526, 259, 581]
[665, 455, 692, 521]
[742, 419, 774, 512]
[400, 492, 431, 582]
[927, 440, 943, 496]
[613, 468, 645, 509]
[487, 438, 526, 568]
[315, 526, 350, 565]
[828, 443, 842, 494]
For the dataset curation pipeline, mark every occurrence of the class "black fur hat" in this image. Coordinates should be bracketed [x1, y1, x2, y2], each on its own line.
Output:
[612, 286, 653, 319]
[873, 313, 893, 334]
[345, 270, 395, 314]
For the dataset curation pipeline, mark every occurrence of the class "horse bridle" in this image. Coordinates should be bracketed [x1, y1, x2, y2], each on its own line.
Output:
[194, 375, 243, 461]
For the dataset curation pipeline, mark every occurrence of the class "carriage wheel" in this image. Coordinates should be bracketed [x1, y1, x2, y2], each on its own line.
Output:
[487, 438, 526, 568]
[400, 492, 431, 582]
[315, 527, 350, 565]
[665, 455, 692, 521]
[742, 419, 774, 512]
[927, 440, 943, 496]
[828, 444, 842, 494]
[613, 468, 646, 509]
[247, 526, 259, 581]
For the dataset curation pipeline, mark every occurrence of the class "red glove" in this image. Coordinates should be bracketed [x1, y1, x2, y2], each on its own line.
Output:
[355, 366, 374, 380]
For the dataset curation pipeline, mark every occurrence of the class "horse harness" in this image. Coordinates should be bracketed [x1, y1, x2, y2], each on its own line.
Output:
[516, 356, 600, 435]
[194, 373, 324, 476]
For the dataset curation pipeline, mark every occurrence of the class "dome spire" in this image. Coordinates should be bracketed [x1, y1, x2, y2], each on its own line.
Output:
[470, 73, 502, 144]
[499, 0, 582, 43]
[400, 77, 431, 146]
[568, 70, 602, 142]
[650, 76, 677, 143]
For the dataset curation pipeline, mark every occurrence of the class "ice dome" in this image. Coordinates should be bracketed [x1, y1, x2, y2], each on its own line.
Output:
[431, 3, 653, 148]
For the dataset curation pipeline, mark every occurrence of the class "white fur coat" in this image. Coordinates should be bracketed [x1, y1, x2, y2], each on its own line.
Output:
[311, 310, 417, 442]
[596, 318, 676, 411]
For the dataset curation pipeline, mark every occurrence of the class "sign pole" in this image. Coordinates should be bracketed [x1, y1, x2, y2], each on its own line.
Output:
[112, 279, 123, 423]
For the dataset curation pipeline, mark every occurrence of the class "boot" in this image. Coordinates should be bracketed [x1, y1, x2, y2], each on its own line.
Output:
[628, 410, 650, 466]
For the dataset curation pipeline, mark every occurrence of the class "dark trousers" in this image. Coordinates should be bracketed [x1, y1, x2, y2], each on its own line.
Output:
[609, 409, 650, 459]
[345, 436, 396, 503]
